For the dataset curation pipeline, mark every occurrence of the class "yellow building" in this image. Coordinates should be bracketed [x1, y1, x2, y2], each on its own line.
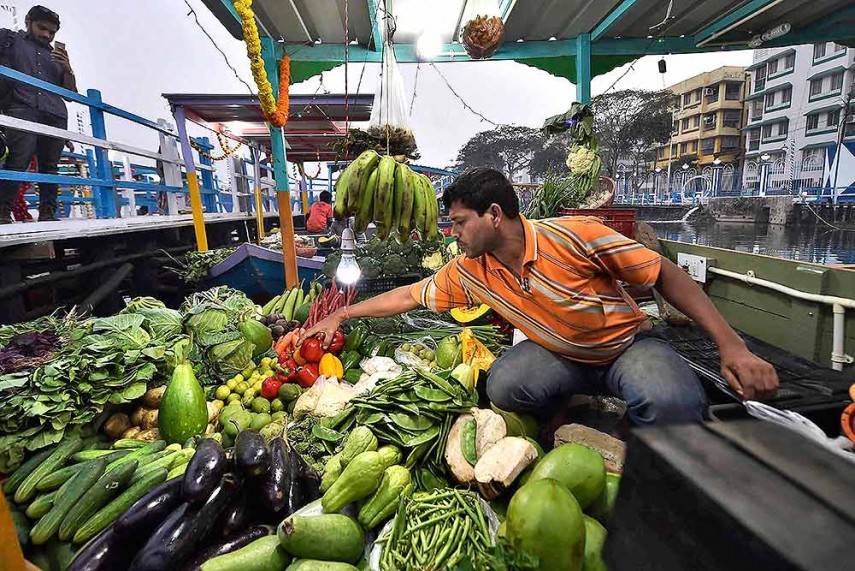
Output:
[653, 66, 748, 170]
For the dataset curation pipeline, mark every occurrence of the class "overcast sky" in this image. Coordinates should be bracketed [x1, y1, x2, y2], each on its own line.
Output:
[2, 0, 754, 170]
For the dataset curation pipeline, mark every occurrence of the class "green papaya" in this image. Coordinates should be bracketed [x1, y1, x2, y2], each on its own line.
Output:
[506, 479, 585, 571]
[159, 340, 208, 444]
[582, 515, 608, 571]
[528, 443, 606, 509]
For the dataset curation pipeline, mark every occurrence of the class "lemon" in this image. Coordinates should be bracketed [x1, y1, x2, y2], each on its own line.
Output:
[214, 385, 231, 400]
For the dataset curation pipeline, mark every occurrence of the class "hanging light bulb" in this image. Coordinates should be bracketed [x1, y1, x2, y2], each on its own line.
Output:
[336, 228, 361, 285]
[417, 30, 443, 60]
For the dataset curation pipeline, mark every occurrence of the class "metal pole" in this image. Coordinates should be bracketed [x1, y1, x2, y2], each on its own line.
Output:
[251, 147, 265, 242]
[666, 110, 675, 196]
[831, 89, 852, 204]
[575, 33, 592, 104]
[172, 104, 208, 252]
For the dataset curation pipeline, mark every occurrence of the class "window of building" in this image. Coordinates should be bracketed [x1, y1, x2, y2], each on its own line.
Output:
[691, 115, 700, 128]
[751, 101, 763, 121]
[767, 58, 778, 75]
[765, 93, 775, 110]
[830, 72, 844, 92]
[703, 113, 717, 128]
[813, 43, 827, 60]
[705, 86, 719, 101]
[779, 119, 788, 137]
[754, 68, 766, 93]
[810, 79, 823, 96]
[689, 140, 697, 153]
[681, 118, 689, 131]
[827, 109, 841, 127]
[658, 147, 666, 159]
[693, 89, 701, 103]
[784, 52, 795, 70]
[724, 110, 741, 128]
[721, 136, 740, 149]
[832, 43, 846, 53]
[680, 142, 688, 154]
[683, 93, 691, 106]
[781, 87, 792, 105]
[747, 129, 760, 151]
[762, 124, 773, 138]
[701, 138, 715, 152]
[806, 113, 820, 131]
[725, 83, 742, 100]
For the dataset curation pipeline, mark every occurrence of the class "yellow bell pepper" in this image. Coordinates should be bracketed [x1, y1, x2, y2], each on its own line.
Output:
[319, 353, 344, 379]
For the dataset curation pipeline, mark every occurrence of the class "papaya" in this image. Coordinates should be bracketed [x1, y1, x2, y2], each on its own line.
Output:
[450, 304, 493, 325]
[159, 340, 209, 445]
[506, 478, 586, 571]
[239, 320, 273, 359]
[582, 515, 608, 571]
[585, 472, 620, 524]
[528, 443, 606, 509]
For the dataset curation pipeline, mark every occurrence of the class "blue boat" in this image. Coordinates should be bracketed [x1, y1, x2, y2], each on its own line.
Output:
[208, 243, 324, 299]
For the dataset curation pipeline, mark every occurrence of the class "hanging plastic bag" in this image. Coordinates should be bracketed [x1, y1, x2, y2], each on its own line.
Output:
[367, 33, 417, 158]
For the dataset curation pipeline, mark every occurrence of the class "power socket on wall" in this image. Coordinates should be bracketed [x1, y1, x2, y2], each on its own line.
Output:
[677, 253, 714, 283]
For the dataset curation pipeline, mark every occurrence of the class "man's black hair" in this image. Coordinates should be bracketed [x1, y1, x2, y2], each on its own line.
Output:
[442, 167, 519, 218]
[319, 190, 332, 203]
[26, 5, 60, 28]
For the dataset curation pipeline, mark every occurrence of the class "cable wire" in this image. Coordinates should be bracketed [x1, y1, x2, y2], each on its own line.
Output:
[429, 63, 500, 126]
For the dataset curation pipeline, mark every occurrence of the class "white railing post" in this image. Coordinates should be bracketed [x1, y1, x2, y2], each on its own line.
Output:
[157, 119, 183, 216]
[119, 155, 136, 217]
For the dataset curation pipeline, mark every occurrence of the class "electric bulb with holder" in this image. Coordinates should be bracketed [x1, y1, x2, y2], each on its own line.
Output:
[335, 227, 361, 285]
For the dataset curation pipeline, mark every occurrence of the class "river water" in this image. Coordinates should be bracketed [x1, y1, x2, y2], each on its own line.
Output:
[648, 222, 855, 266]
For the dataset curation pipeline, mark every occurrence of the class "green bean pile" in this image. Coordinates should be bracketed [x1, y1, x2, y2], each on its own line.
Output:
[378, 488, 493, 570]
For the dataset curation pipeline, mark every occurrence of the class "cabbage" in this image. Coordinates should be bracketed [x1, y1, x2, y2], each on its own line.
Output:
[206, 337, 254, 377]
[122, 296, 165, 313]
[136, 307, 183, 341]
[184, 308, 230, 339]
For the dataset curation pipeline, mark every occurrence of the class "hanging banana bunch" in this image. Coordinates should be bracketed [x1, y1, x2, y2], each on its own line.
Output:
[333, 150, 439, 242]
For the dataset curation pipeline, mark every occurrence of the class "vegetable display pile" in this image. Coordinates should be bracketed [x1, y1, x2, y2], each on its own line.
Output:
[167, 247, 236, 285]
[332, 150, 439, 241]
[322, 236, 446, 281]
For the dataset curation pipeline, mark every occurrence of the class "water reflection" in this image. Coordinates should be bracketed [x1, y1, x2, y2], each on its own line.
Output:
[648, 222, 855, 266]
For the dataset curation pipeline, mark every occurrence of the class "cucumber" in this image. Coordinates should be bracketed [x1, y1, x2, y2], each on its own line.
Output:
[70, 448, 119, 462]
[14, 437, 83, 504]
[25, 490, 58, 519]
[201, 535, 290, 571]
[129, 450, 184, 484]
[166, 460, 190, 480]
[105, 440, 166, 471]
[277, 514, 364, 563]
[36, 450, 132, 492]
[287, 561, 358, 571]
[58, 459, 139, 541]
[73, 467, 168, 544]
[112, 438, 149, 449]
[2, 447, 56, 495]
[30, 458, 106, 545]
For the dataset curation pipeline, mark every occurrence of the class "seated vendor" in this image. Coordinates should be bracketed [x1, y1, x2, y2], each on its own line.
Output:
[299, 167, 779, 430]
[306, 191, 334, 233]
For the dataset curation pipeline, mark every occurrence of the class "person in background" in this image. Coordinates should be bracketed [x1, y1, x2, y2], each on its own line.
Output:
[0, 5, 76, 223]
[305, 190, 333, 234]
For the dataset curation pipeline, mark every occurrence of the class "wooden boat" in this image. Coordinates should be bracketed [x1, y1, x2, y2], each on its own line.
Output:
[207, 243, 324, 299]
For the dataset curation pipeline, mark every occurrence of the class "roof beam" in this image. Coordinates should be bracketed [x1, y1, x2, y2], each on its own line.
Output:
[591, 0, 641, 42]
[367, 0, 383, 50]
[694, 0, 784, 47]
[286, 0, 313, 42]
[500, 0, 517, 22]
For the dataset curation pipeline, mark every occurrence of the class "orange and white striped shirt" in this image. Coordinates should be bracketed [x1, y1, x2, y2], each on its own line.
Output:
[410, 215, 661, 365]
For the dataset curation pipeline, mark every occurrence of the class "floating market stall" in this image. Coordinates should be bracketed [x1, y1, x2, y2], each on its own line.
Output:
[3, 1, 855, 570]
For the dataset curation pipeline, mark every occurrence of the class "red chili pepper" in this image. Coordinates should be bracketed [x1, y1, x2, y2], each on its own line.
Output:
[328, 330, 346, 354]
[296, 363, 320, 388]
[278, 351, 292, 365]
[301, 338, 325, 363]
[261, 377, 282, 399]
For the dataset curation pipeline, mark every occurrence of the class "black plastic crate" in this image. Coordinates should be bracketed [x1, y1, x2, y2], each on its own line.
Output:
[324, 274, 423, 298]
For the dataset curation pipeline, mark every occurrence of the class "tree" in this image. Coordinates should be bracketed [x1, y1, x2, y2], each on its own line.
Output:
[591, 89, 672, 191]
[530, 133, 570, 179]
[455, 125, 544, 179]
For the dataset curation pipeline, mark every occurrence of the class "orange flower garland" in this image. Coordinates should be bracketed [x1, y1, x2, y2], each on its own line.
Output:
[234, 0, 290, 128]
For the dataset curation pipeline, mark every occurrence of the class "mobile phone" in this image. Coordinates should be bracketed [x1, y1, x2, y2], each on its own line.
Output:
[54, 41, 65, 51]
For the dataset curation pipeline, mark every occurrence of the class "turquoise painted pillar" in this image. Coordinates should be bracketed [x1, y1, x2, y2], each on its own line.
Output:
[575, 33, 592, 104]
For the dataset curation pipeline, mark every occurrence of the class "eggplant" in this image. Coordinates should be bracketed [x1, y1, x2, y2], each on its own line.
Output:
[259, 438, 291, 516]
[213, 489, 250, 540]
[183, 438, 226, 505]
[181, 525, 273, 571]
[180, 473, 242, 557]
[129, 503, 194, 571]
[68, 526, 143, 571]
[295, 453, 322, 503]
[286, 444, 305, 514]
[234, 429, 270, 477]
[114, 477, 184, 537]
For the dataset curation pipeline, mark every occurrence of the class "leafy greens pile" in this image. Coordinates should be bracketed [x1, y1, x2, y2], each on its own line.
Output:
[0, 310, 185, 472]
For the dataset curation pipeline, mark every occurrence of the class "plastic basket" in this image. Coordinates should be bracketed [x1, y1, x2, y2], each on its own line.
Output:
[558, 208, 637, 237]
[324, 274, 422, 297]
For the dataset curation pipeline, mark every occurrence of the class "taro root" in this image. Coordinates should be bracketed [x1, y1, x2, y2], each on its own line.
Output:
[462, 15, 505, 59]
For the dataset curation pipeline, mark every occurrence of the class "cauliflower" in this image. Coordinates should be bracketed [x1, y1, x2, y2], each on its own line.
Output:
[566, 146, 597, 175]
[421, 252, 445, 272]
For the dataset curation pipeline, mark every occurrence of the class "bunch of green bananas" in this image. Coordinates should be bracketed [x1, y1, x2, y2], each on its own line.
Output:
[333, 150, 439, 241]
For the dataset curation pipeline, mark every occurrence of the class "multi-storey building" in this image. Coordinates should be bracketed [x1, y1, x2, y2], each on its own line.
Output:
[653, 67, 748, 172]
[741, 42, 855, 193]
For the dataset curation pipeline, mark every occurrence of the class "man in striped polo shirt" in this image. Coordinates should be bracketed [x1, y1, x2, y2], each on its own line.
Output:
[301, 168, 779, 430]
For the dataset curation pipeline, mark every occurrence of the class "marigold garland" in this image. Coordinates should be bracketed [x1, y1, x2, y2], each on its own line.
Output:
[234, 0, 290, 128]
[190, 131, 242, 161]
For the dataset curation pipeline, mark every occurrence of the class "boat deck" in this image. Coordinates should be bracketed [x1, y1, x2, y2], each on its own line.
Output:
[0, 213, 281, 249]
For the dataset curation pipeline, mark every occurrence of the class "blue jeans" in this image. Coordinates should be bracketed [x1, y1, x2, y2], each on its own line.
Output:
[486, 333, 708, 426]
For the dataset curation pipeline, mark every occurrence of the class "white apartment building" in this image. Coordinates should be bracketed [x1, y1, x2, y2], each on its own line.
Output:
[742, 42, 855, 196]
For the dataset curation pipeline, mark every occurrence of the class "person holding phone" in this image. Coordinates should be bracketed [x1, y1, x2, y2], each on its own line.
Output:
[0, 5, 76, 223]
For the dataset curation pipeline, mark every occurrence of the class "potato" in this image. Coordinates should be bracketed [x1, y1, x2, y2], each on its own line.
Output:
[142, 386, 167, 409]
[140, 409, 159, 430]
[130, 407, 151, 427]
[121, 426, 142, 439]
[135, 428, 161, 441]
[103, 413, 131, 439]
